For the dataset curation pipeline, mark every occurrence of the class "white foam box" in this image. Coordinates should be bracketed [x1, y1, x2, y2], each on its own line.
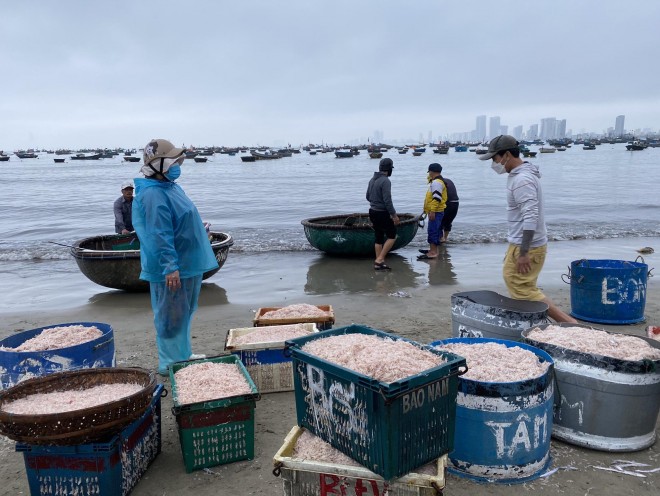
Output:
[224, 323, 318, 393]
[273, 426, 447, 496]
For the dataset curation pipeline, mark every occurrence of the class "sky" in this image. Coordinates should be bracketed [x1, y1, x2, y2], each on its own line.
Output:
[2, 1, 659, 149]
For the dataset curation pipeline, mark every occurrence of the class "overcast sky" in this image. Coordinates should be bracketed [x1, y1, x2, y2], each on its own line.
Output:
[2, 1, 659, 149]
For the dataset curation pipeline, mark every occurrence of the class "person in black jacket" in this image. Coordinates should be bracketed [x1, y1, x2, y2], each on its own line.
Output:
[438, 167, 459, 242]
[366, 158, 400, 270]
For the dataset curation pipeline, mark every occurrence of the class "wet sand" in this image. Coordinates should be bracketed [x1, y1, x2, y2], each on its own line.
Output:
[0, 237, 658, 494]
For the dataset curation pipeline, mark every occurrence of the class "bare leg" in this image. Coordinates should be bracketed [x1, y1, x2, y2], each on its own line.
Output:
[543, 297, 578, 323]
[374, 243, 383, 260]
[375, 238, 396, 264]
[427, 242, 439, 258]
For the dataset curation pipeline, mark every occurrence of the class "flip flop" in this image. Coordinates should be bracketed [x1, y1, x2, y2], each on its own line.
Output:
[374, 262, 392, 271]
[417, 254, 437, 260]
[418, 249, 430, 254]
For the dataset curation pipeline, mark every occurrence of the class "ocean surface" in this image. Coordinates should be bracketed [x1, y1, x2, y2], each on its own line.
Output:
[0, 144, 658, 311]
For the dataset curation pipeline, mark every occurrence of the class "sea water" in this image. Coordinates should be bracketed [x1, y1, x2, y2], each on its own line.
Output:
[0, 144, 658, 310]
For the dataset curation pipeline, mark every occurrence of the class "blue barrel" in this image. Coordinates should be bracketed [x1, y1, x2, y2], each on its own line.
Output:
[568, 259, 648, 324]
[0, 322, 115, 389]
[431, 337, 554, 484]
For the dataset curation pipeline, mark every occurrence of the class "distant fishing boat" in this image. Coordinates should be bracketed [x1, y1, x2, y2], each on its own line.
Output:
[71, 153, 101, 160]
[53, 158, 65, 163]
[240, 155, 256, 162]
[251, 150, 281, 160]
[626, 140, 647, 151]
[369, 152, 383, 159]
[0, 155, 9, 162]
[433, 146, 449, 154]
[193, 156, 208, 163]
[124, 156, 141, 162]
[15, 152, 38, 159]
[334, 150, 354, 158]
[454, 145, 468, 152]
[539, 147, 556, 153]
[412, 151, 423, 156]
[583, 144, 596, 150]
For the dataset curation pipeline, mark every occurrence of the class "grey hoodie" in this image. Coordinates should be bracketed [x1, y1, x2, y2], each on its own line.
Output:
[366, 172, 396, 216]
[506, 162, 547, 247]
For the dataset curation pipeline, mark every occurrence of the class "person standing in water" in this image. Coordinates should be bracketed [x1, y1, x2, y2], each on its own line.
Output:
[366, 157, 400, 270]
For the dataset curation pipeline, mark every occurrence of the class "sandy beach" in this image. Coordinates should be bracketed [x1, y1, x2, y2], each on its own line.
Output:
[0, 237, 658, 495]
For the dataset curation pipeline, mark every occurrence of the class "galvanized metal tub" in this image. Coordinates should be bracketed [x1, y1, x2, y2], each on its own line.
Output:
[431, 337, 555, 484]
[566, 259, 649, 324]
[451, 291, 549, 341]
[522, 323, 660, 451]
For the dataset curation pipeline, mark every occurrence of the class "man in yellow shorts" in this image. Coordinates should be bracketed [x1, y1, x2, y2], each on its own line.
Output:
[480, 135, 577, 323]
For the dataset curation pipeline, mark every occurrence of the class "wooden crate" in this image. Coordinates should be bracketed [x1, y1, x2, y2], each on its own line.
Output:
[253, 305, 335, 330]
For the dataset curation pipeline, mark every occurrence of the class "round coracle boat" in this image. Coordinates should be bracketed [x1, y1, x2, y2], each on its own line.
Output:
[301, 213, 420, 256]
[71, 231, 233, 292]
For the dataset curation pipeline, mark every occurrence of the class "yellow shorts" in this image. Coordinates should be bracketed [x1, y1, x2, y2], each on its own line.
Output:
[503, 244, 547, 301]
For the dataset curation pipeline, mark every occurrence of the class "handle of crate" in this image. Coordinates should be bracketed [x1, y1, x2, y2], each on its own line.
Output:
[92, 336, 114, 351]
[272, 461, 283, 477]
[379, 364, 468, 405]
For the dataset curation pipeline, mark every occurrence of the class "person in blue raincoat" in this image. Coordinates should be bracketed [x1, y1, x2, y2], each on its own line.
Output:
[132, 138, 218, 376]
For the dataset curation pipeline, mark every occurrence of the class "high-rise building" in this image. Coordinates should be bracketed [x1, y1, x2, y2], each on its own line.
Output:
[489, 116, 500, 139]
[540, 117, 557, 139]
[615, 115, 625, 137]
[512, 125, 523, 139]
[476, 115, 487, 141]
[556, 119, 567, 139]
[527, 124, 539, 140]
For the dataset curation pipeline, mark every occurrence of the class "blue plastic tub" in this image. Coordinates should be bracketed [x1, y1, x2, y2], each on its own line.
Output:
[17, 384, 163, 496]
[568, 259, 649, 324]
[431, 337, 555, 484]
[0, 322, 115, 389]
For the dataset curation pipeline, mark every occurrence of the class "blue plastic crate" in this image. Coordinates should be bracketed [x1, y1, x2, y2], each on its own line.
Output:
[17, 384, 164, 496]
[225, 323, 318, 393]
[285, 325, 467, 480]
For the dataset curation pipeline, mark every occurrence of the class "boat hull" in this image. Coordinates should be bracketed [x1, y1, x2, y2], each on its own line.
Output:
[301, 213, 420, 256]
[71, 232, 233, 291]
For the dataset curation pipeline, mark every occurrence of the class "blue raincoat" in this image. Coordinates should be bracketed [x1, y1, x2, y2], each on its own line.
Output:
[132, 178, 218, 374]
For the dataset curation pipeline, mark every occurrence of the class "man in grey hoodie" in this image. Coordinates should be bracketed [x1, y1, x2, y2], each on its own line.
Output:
[480, 135, 577, 323]
[366, 158, 400, 270]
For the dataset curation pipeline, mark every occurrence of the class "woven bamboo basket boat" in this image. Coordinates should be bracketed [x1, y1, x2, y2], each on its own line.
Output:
[301, 213, 420, 256]
[0, 367, 156, 445]
[70, 231, 233, 291]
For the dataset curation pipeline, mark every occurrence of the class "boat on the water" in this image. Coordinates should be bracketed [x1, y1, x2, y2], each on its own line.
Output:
[583, 144, 596, 150]
[334, 150, 354, 158]
[626, 140, 647, 151]
[53, 158, 65, 163]
[523, 151, 537, 158]
[301, 213, 420, 256]
[193, 156, 208, 163]
[124, 156, 141, 162]
[0, 155, 9, 162]
[454, 145, 468, 152]
[250, 150, 281, 160]
[70, 231, 233, 291]
[369, 152, 383, 159]
[433, 146, 449, 154]
[15, 152, 38, 159]
[412, 151, 423, 156]
[241, 155, 257, 162]
[71, 153, 102, 160]
[539, 147, 556, 153]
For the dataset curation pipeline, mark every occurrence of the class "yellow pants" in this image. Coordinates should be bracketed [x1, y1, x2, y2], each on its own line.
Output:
[503, 244, 547, 301]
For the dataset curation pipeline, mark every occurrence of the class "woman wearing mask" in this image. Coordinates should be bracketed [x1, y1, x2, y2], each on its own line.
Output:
[132, 139, 218, 376]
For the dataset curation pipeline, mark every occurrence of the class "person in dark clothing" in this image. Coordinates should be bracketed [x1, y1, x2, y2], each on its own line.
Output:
[366, 158, 400, 270]
[114, 181, 134, 234]
[439, 169, 459, 242]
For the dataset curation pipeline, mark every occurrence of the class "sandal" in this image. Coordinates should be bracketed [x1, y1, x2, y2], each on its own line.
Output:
[418, 249, 430, 254]
[374, 262, 392, 271]
[417, 254, 437, 260]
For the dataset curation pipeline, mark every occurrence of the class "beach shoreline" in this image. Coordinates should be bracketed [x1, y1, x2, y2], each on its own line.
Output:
[0, 237, 658, 495]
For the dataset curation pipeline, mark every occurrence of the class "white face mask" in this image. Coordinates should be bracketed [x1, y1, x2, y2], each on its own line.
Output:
[491, 160, 506, 174]
[491, 154, 509, 174]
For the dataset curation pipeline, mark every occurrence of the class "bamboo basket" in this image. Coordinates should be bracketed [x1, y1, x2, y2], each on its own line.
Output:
[0, 367, 156, 445]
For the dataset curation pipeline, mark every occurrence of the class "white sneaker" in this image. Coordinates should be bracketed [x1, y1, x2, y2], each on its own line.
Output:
[189, 353, 206, 360]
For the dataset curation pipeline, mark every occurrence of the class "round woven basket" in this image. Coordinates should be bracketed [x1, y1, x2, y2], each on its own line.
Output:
[0, 367, 156, 445]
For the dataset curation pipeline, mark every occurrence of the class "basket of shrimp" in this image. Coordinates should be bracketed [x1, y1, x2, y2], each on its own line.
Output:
[285, 324, 467, 480]
[0, 367, 156, 446]
[170, 354, 260, 472]
[253, 303, 335, 330]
